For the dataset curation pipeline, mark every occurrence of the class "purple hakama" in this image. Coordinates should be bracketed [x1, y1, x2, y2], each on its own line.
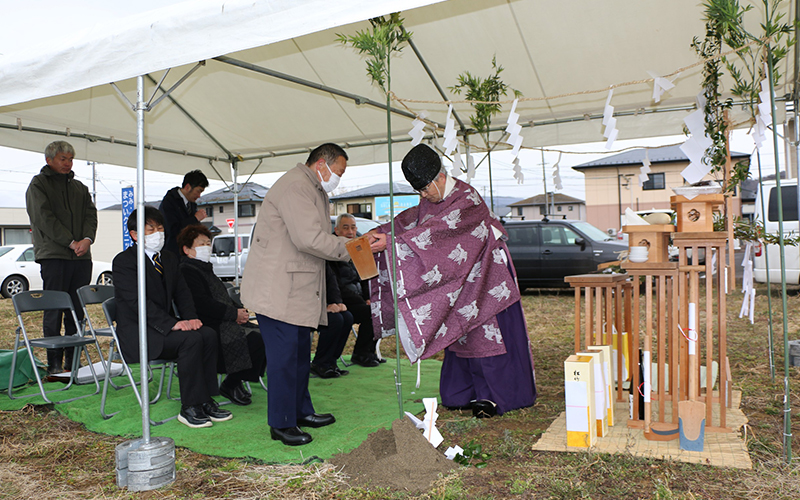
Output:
[439, 299, 537, 415]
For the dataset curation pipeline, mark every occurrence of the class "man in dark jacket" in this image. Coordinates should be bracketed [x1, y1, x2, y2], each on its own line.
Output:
[113, 206, 232, 429]
[25, 141, 97, 376]
[310, 263, 354, 378]
[331, 214, 382, 367]
[159, 169, 209, 255]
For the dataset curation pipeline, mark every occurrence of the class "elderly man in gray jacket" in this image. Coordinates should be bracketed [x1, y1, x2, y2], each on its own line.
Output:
[241, 143, 350, 446]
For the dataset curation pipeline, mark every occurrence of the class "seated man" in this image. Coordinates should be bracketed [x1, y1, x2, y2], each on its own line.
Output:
[330, 214, 382, 367]
[113, 206, 232, 428]
[310, 263, 354, 378]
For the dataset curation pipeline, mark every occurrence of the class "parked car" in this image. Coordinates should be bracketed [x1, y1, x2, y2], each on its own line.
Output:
[210, 234, 250, 280]
[0, 245, 114, 298]
[503, 218, 627, 289]
[754, 180, 800, 284]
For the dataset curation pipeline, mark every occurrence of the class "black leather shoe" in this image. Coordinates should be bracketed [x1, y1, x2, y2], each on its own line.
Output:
[202, 400, 233, 422]
[351, 354, 380, 367]
[310, 363, 339, 379]
[178, 405, 213, 428]
[472, 399, 498, 418]
[220, 381, 252, 406]
[270, 426, 312, 446]
[297, 412, 336, 428]
[334, 366, 349, 376]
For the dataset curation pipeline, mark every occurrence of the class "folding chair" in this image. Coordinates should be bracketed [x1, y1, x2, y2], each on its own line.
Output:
[7, 290, 100, 404]
[100, 298, 178, 425]
[77, 284, 125, 389]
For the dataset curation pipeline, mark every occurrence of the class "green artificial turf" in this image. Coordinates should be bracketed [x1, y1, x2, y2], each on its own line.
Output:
[0, 356, 442, 463]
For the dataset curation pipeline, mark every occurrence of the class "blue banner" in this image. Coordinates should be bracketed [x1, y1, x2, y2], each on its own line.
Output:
[121, 186, 134, 250]
[374, 195, 419, 221]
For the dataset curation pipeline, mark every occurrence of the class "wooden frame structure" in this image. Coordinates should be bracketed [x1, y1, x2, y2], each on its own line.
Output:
[564, 273, 632, 404]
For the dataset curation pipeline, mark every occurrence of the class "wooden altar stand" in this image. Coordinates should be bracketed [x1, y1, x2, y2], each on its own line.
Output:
[622, 261, 680, 440]
[564, 273, 632, 404]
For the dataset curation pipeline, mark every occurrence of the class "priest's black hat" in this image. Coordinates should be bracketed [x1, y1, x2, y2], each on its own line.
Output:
[402, 144, 442, 190]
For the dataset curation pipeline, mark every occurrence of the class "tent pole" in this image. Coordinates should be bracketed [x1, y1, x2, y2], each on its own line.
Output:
[135, 75, 151, 443]
[213, 56, 443, 129]
[232, 160, 240, 286]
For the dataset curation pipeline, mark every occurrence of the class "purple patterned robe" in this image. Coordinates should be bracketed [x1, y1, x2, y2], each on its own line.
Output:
[370, 179, 521, 362]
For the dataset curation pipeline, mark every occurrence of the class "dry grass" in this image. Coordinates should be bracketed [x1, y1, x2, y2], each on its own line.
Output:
[1, 284, 800, 499]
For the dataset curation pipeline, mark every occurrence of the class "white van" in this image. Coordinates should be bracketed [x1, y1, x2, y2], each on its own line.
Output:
[210, 234, 249, 280]
[753, 180, 800, 284]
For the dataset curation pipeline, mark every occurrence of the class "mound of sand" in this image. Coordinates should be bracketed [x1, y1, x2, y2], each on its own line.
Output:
[329, 418, 456, 492]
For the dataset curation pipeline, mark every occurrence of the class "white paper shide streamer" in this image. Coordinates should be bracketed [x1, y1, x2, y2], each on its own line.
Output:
[639, 149, 651, 187]
[442, 104, 458, 156]
[679, 93, 714, 185]
[602, 89, 619, 150]
[552, 152, 563, 190]
[739, 242, 756, 324]
[647, 70, 678, 103]
[451, 148, 463, 178]
[408, 110, 428, 146]
[502, 98, 525, 184]
[750, 68, 772, 151]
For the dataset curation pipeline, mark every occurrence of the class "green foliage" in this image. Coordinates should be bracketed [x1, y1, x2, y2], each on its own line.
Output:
[449, 56, 522, 147]
[692, 0, 794, 189]
[712, 213, 800, 245]
[452, 439, 491, 468]
[336, 13, 411, 92]
[691, 4, 735, 178]
[718, 0, 794, 118]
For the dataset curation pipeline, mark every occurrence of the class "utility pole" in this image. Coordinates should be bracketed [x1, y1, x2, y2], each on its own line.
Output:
[540, 149, 549, 216]
[89, 161, 97, 205]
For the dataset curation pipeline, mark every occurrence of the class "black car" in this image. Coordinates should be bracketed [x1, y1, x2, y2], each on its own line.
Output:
[503, 218, 627, 289]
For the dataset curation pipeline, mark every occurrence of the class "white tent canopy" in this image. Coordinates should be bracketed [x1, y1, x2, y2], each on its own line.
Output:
[0, 0, 794, 181]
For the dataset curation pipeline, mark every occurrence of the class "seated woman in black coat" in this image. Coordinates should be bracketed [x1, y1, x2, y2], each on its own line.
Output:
[176, 224, 266, 406]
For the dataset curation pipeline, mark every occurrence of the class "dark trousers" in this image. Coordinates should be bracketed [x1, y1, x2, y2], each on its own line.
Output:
[158, 326, 220, 407]
[345, 299, 378, 357]
[39, 259, 92, 373]
[223, 329, 267, 384]
[312, 311, 353, 367]
[257, 314, 314, 428]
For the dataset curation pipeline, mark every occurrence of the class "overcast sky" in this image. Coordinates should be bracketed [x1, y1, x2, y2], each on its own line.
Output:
[0, 128, 778, 211]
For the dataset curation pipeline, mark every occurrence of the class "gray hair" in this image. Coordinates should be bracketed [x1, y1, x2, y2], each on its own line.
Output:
[335, 213, 357, 228]
[44, 141, 75, 159]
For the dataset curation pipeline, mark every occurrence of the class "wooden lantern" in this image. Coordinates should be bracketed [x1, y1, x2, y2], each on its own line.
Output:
[670, 194, 724, 233]
[622, 224, 675, 263]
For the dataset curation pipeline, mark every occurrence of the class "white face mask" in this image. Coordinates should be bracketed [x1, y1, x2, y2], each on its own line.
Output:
[193, 245, 212, 263]
[319, 162, 341, 193]
[144, 231, 165, 253]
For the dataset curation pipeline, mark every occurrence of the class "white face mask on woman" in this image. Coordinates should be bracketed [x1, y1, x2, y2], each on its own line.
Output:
[144, 231, 165, 253]
[193, 245, 212, 263]
[319, 162, 341, 193]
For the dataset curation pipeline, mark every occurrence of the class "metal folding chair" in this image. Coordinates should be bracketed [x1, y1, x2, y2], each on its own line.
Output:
[100, 298, 178, 425]
[7, 290, 100, 404]
[77, 284, 126, 389]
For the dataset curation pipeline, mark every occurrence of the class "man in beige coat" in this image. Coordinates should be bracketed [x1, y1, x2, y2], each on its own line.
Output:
[241, 143, 350, 446]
